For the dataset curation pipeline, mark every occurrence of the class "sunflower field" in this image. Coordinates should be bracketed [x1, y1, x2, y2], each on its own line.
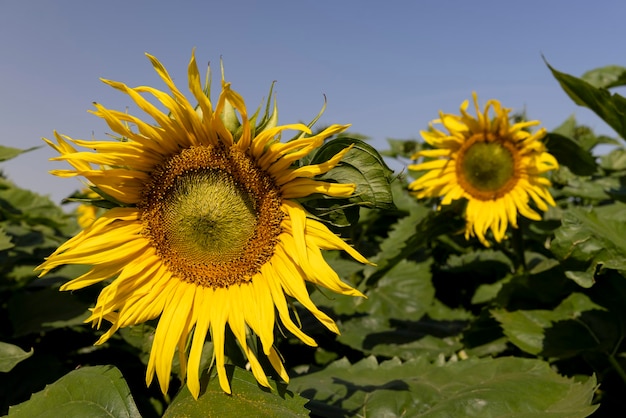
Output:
[2, 55, 626, 417]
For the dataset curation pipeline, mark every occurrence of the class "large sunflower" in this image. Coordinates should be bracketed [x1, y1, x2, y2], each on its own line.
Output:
[37, 52, 369, 398]
[408, 93, 558, 246]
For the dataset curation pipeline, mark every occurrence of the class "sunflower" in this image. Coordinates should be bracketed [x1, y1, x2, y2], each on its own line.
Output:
[37, 51, 369, 398]
[408, 93, 558, 246]
[75, 188, 102, 228]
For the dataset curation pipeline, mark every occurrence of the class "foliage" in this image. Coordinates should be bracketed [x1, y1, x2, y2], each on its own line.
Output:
[4, 61, 626, 416]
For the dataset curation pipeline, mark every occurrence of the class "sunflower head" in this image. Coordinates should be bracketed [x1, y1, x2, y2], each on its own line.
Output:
[74, 188, 102, 228]
[37, 51, 369, 399]
[408, 92, 559, 246]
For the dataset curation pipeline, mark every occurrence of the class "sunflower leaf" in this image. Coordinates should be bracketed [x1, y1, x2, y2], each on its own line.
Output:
[7, 365, 141, 418]
[289, 356, 598, 417]
[544, 133, 597, 176]
[559, 173, 617, 202]
[8, 287, 92, 337]
[0, 145, 39, 162]
[313, 137, 395, 210]
[546, 60, 626, 140]
[551, 115, 619, 151]
[335, 260, 467, 361]
[550, 204, 626, 287]
[163, 365, 308, 418]
[600, 147, 626, 171]
[581, 65, 626, 89]
[0, 226, 14, 251]
[0, 342, 33, 372]
[491, 293, 606, 356]
[363, 208, 429, 282]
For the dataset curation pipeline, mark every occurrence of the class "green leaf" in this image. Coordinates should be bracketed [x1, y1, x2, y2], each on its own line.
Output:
[0, 225, 14, 251]
[8, 366, 141, 418]
[366, 208, 429, 277]
[551, 115, 619, 151]
[8, 287, 92, 337]
[547, 60, 626, 140]
[544, 133, 597, 176]
[472, 275, 513, 305]
[550, 204, 626, 287]
[581, 65, 626, 89]
[0, 145, 38, 162]
[290, 356, 598, 417]
[0, 181, 73, 230]
[0, 342, 33, 372]
[559, 174, 617, 202]
[381, 137, 420, 159]
[491, 293, 605, 355]
[312, 137, 395, 210]
[360, 259, 435, 321]
[163, 365, 308, 418]
[600, 147, 626, 171]
[335, 260, 466, 360]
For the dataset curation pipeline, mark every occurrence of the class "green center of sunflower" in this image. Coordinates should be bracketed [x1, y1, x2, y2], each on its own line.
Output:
[163, 170, 258, 263]
[140, 145, 283, 289]
[456, 136, 519, 200]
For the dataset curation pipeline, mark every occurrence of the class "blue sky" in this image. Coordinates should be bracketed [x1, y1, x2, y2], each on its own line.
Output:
[1, 0, 625, 204]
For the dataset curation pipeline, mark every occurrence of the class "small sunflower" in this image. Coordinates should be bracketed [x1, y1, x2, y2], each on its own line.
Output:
[37, 52, 369, 398]
[75, 189, 102, 228]
[408, 93, 558, 246]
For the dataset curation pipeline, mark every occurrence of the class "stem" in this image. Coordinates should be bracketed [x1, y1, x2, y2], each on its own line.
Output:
[608, 354, 626, 386]
[511, 224, 527, 272]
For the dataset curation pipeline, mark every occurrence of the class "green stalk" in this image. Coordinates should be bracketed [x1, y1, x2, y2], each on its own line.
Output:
[608, 354, 626, 385]
[511, 224, 527, 273]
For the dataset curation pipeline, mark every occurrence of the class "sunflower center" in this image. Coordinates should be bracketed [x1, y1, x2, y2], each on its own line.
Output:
[140, 145, 283, 289]
[164, 170, 258, 263]
[456, 135, 519, 200]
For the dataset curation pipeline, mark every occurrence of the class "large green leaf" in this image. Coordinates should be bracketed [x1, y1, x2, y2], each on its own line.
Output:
[0, 226, 14, 251]
[335, 260, 466, 360]
[290, 355, 598, 417]
[8, 287, 92, 337]
[581, 65, 626, 89]
[363, 207, 430, 283]
[312, 137, 395, 210]
[491, 293, 605, 355]
[559, 174, 617, 202]
[0, 145, 38, 162]
[544, 133, 597, 176]
[0, 342, 33, 372]
[0, 182, 72, 229]
[7, 366, 141, 418]
[599, 147, 626, 171]
[551, 115, 619, 151]
[550, 204, 626, 287]
[547, 61, 626, 140]
[163, 365, 308, 417]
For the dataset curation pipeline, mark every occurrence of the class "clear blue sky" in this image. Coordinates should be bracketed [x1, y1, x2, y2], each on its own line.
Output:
[1, 0, 625, 204]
